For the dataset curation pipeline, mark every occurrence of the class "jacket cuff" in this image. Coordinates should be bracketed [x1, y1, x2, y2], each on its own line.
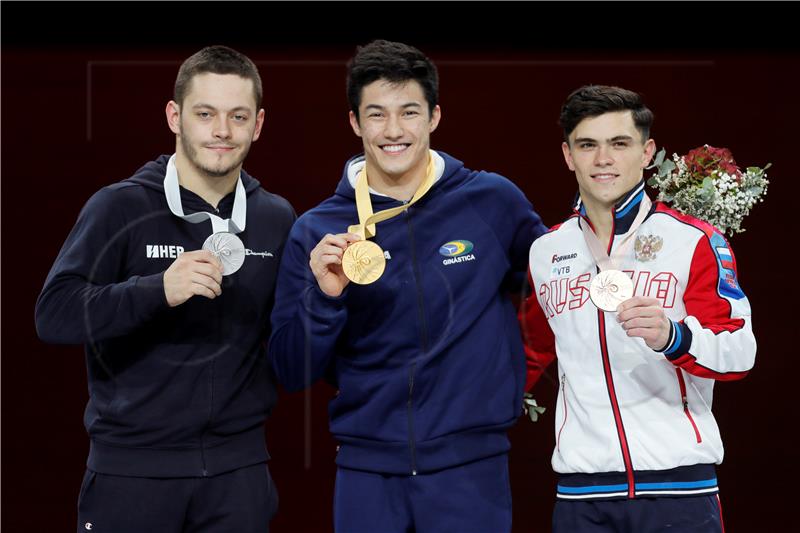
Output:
[302, 285, 348, 319]
[132, 272, 170, 314]
[657, 319, 693, 360]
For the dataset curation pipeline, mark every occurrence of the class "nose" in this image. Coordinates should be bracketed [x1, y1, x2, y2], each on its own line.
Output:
[594, 144, 614, 167]
[213, 116, 232, 140]
[383, 113, 403, 140]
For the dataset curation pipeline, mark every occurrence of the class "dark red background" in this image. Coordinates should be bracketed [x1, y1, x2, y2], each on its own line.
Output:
[3, 2, 797, 531]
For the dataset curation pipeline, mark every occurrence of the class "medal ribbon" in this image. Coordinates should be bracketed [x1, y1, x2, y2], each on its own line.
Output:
[581, 195, 652, 272]
[347, 152, 436, 239]
[164, 154, 247, 234]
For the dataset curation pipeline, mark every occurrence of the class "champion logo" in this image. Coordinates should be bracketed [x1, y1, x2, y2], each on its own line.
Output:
[245, 249, 274, 258]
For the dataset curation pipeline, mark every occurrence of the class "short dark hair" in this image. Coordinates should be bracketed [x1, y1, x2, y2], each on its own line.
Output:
[346, 39, 439, 121]
[559, 85, 653, 144]
[174, 45, 262, 108]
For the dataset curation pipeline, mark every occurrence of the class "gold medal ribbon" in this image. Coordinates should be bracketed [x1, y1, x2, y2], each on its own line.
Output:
[347, 152, 437, 239]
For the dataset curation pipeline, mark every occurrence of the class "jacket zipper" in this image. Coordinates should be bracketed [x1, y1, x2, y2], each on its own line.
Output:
[405, 209, 427, 476]
[557, 374, 568, 452]
[407, 364, 417, 475]
[199, 305, 223, 477]
[597, 212, 636, 498]
[598, 310, 636, 498]
[675, 368, 702, 443]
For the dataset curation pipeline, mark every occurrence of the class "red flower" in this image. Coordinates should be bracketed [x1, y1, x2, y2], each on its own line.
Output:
[684, 145, 742, 182]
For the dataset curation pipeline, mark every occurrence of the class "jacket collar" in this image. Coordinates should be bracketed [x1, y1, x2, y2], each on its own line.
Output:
[572, 179, 650, 235]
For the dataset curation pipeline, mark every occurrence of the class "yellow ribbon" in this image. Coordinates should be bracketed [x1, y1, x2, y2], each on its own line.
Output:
[348, 152, 437, 239]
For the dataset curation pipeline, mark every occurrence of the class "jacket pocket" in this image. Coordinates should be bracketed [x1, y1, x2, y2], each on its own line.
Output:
[675, 368, 702, 443]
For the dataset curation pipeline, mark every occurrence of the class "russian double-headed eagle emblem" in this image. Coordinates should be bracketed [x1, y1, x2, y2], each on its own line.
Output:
[635, 234, 663, 262]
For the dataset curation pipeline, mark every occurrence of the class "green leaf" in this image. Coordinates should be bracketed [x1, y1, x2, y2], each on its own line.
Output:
[653, 148, 666, 167]
[658, 159, 676, 177]
[523, 395, 546, 422]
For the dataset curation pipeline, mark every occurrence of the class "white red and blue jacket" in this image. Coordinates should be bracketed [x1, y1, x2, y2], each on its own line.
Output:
[521, 181, 755, 501]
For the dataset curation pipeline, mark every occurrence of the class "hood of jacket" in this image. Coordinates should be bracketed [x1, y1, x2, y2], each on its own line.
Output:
[124, 154, 263, 213]
[332, 150, 474, 206]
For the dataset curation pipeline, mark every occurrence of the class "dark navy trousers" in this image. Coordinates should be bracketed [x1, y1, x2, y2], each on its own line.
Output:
[76, 462, 278, 533]
[553, 494, 725, 533]
[334, 453, 512, 533]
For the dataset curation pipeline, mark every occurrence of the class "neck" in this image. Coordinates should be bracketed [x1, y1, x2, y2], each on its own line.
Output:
[174, 157, 238, 208]
[583, 202, 614, 246]
[365, 162, 428, 202]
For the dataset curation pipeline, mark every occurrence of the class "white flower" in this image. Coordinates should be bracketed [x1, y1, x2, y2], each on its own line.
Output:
[647, 146, 769, 236]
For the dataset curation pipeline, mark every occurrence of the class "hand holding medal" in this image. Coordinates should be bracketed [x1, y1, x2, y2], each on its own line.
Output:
[339, 153, 436, 286]
[581, 195, 652, 312]
[164, 154, 249, 278]
[309, 232, 363, 298]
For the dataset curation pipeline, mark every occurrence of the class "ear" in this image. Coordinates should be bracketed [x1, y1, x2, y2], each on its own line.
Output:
[252, 108, 265, 142]
[642, 138, 656, 168]
[429, 105, 442, 133]
[561, 141, 576, 171]
[166, 101, 181, 135]
[349, 111, 362, 137]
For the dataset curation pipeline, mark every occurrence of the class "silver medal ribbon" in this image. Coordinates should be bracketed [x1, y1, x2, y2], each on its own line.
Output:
[164, 154, 247, 275]
[581, 194, 652, 312]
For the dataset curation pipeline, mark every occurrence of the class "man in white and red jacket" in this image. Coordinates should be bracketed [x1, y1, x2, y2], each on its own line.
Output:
[520, 85, 755, 533]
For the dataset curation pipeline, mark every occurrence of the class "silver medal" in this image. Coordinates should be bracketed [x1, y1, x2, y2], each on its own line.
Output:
[203, 232, 245, 276]
[589, 269, 633, 312]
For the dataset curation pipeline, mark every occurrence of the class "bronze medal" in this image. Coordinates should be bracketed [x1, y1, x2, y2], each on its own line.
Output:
[342, 240, 386, 285]
[589, 269, 634, 312]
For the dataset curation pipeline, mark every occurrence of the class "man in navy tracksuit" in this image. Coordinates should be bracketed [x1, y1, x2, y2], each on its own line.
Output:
[35, 46, 295, 532]
[269, 40, 547, 532]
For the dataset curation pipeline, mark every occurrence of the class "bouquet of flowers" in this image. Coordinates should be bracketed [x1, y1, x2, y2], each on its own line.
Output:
[647, 145, 769, 236]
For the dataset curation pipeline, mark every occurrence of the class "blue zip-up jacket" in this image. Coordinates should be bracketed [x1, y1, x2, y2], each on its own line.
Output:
[35, 155, 295, 477]
[269, 151, 546, 475]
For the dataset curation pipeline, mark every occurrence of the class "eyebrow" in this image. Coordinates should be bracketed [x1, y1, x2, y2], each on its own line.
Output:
[191, 103, 252, 113]
[573, 135, 635, 144]
[364, 102, 423, 111]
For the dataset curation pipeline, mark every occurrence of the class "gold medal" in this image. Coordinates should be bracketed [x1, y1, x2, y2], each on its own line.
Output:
[342, 240, 386, 285]
[343, 151, 437, 286]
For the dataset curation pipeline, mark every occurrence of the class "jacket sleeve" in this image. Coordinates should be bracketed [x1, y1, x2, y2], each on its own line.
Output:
[34, 188, 169, 345]
[470, 173, 548, 291]
[268, 222, 349, 392]
[519, 269, 557, 391]
[656, 230, 755, 380]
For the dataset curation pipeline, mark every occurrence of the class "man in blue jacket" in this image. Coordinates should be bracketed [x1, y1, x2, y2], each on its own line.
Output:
[269, 39, 547, 533]
[35, 45, 295, 532]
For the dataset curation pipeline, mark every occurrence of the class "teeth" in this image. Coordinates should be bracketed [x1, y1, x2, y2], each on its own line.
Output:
[382, 145, 407, 153]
